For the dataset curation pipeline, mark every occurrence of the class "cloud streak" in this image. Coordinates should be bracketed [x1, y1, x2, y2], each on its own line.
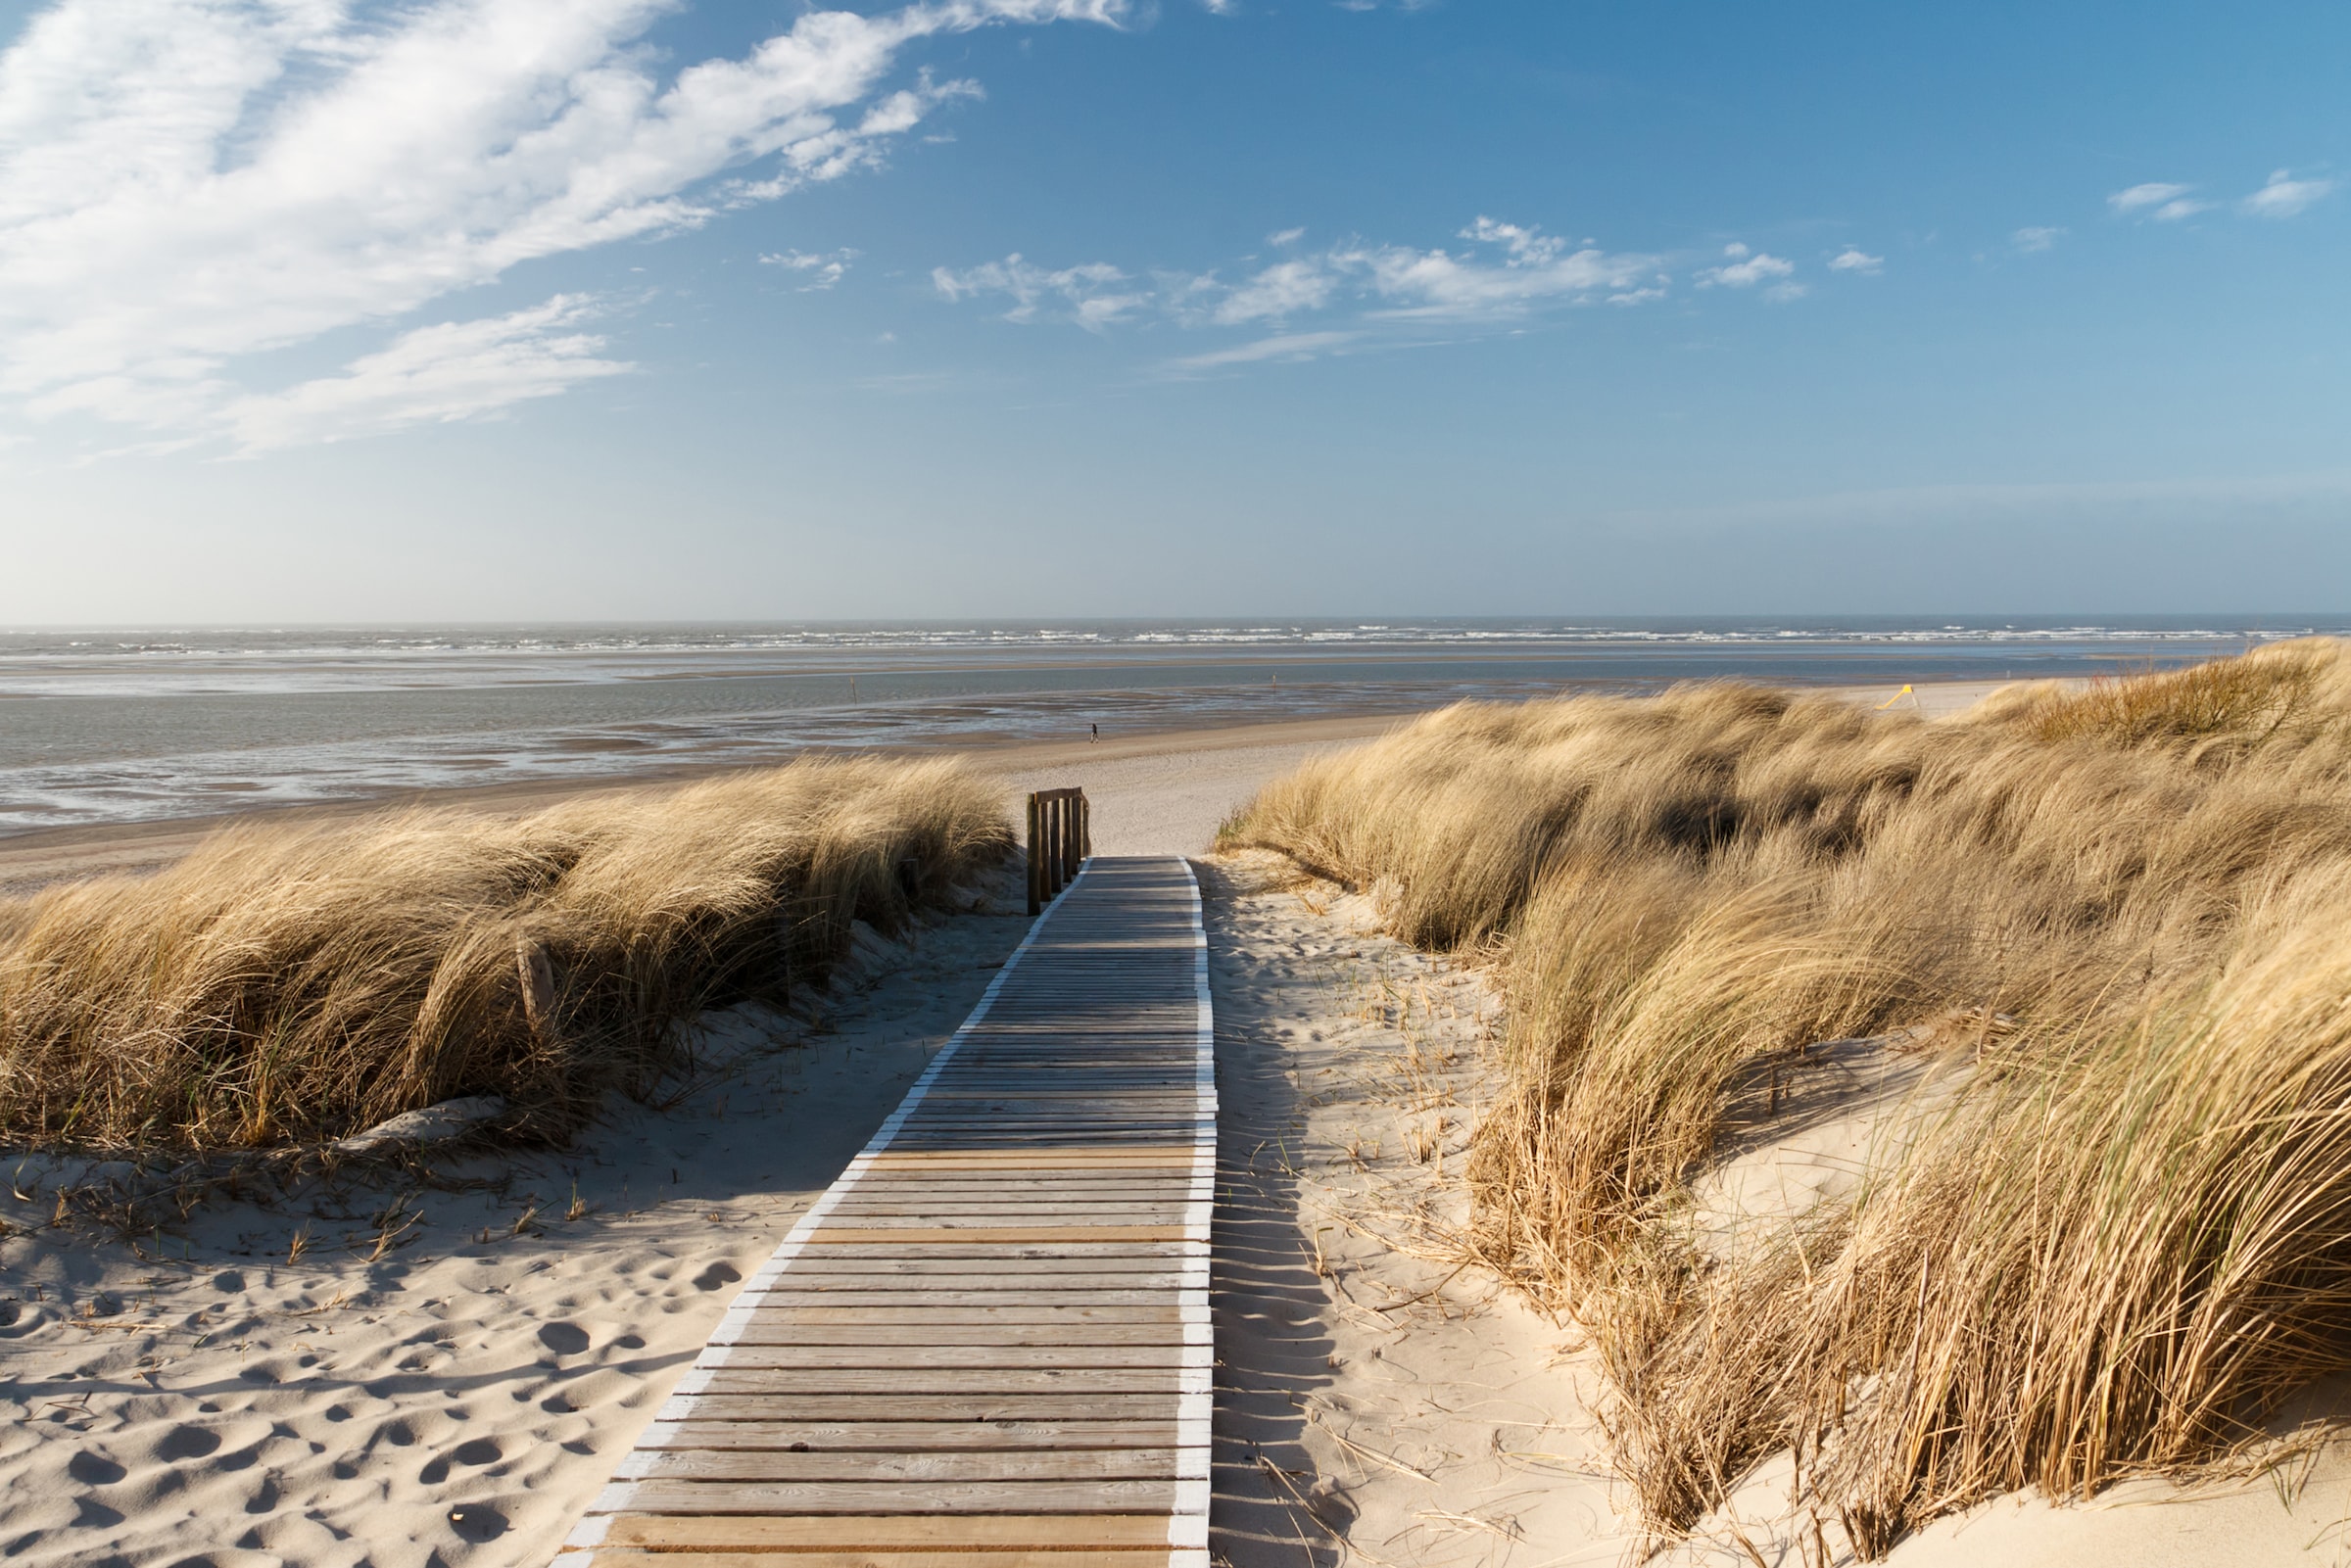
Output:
[219, 296, 632, 454]
[935, 216, 1675, 362]
[0, 0, 1126, 449]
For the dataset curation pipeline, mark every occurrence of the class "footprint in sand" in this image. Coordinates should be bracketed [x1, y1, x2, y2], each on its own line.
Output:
[692, 1260, 741, 1292]
[155, 1426, 222, 1462]
[537, 1321, 590, 1356]
[448, 1503, 509, 1544]
[66, 1451, 125, 1485]
[420, 1436, 504, 1484]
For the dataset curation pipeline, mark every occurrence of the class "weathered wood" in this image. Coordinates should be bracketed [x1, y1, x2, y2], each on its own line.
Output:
[602, 1478, 1180, 1515]
[1027, 791, 1039, 915]
[619, 1447, 1195, 1484]
[722, 1323, 1195, 1346]
[564, 858, 1211, 1568]
[581, 1551, 1181, 1568]
[589, 1514, 1179, 1549]
[684, 1367, 1192, 1396]
[666, 1394, 1181, 1423]
[642, 1419, 1182, 1450]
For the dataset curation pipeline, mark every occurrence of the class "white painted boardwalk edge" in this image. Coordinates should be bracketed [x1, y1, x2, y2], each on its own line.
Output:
[560, 856, 1218, 1565]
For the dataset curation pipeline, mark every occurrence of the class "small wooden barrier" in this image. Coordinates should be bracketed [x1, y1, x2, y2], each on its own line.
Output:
[1026, 787, 1091, 916]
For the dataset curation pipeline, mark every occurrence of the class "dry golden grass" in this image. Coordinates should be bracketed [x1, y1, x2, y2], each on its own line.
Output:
[0, 758, 1009, 1151]
[1220, 637, 2351, 1554]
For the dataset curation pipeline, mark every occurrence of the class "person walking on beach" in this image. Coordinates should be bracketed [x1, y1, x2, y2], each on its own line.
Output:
[1090, 723, 1099, 742]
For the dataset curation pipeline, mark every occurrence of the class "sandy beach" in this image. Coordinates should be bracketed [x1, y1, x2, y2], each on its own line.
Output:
[6, 679, 2338, 1567]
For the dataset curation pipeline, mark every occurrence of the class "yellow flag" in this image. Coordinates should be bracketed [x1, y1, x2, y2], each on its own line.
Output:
[1876, 684, 1915, 710]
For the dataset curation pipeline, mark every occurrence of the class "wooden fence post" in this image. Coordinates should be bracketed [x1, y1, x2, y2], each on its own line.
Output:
[1046, 795, 1064, 897]
[1026, 792, 1043, 916]
[1025, 786, 1089, 915]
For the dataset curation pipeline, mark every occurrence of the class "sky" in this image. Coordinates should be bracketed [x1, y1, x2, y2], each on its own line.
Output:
[0, 0, 2345, 622]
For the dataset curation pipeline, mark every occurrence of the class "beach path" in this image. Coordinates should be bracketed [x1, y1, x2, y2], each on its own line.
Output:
[557, 856, 1216, 1568]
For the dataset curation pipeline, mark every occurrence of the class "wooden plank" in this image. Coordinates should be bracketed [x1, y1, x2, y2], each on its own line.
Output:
[582, 1552, 1179, 1568]
[719, 1324, 1194, 1347]
[798, 1227, 1192, 1245]
[666, 1394, 1179, 1423]
[686, 1370, 1194, 1397]
[863, 1150, 1198, 1168]
[587, 1501, 1196, 1544]
[705, 1347, 1195, 1372]
[619, 1448, 1192, 1484]
[600, 1479, 1178, 1515]
[642, 1420, 1179, 1450]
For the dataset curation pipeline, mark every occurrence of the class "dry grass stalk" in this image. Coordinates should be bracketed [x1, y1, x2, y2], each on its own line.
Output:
[1220, 638, 2351, 1553]
[0, 758, 1009, 1152]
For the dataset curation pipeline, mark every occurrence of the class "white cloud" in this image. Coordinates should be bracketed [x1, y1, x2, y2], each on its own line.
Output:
[940, 218, 1664, 338]
[2109, 181, 2193, 214]
[2243, 167, 2335, 218]
[932, 255, 1150, 329]
[1165, 330, 1359, 372]
[1697, 244, 1796, 289]
[2011, 226, 2064, 253]
[763, 248, 860, 289]
[1267, 226, 1306, 247]
[1213, 259, 1339, 323]
[218, 295, 630, 454]
[1827, 247, 1882, 273]
[0, 0, 1127, 449]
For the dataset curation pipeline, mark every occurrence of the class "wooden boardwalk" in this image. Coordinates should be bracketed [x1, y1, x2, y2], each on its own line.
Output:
[559, 856, 1215, 1568]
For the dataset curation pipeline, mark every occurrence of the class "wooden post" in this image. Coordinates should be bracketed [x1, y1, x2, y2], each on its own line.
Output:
[1026, 792, 1042, 916]
[1025, 786, 1089, 913]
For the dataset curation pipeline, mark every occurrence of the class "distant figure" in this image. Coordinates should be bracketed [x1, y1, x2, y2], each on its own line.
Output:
[1090, 723, 1099, 741]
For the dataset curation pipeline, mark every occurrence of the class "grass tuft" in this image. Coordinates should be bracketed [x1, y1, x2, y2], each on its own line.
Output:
[0, 757, 1009, 1151]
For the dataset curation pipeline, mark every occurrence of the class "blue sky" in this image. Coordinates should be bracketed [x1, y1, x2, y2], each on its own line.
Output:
[0, 0, 2345, 620]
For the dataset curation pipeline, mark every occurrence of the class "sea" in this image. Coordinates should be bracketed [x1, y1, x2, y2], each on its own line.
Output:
[0, 617, 2338, 835]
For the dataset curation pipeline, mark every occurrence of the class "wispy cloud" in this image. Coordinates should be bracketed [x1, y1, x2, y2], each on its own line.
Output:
[1697, 243, 1801, 298]
[2011, 226, 2065, 253]
[2242, 167, 2335, 218]
[2109, 181, 2192, 214]
[1166, 331, 1361, 372]
[762, 249, 861, 290]
[936, 216, 1667, 341]
[0, 0, 1127, 450]
[932, 255, 1151, 329]
[219, 296, 631, 454]
[1827, 246, 1882, 274]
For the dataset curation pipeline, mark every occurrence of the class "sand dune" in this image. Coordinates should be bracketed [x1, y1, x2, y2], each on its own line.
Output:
[8, 690, 2337, 1566]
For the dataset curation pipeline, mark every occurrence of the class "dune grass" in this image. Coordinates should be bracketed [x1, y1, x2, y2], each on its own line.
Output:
[1220, 638, 2351, 1552]
[0, 758, 1010, 1152]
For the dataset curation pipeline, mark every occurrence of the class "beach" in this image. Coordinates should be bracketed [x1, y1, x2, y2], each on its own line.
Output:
[4, 676, 2345, 1566]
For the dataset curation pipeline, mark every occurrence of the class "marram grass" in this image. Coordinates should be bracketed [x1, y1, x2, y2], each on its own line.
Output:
[0, 758, 1009, 1151]
[1222, 637, 2351, 1553]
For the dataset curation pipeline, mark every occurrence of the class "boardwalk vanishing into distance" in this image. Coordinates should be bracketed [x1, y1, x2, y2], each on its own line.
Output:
[560, 855, 1216, 1568]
